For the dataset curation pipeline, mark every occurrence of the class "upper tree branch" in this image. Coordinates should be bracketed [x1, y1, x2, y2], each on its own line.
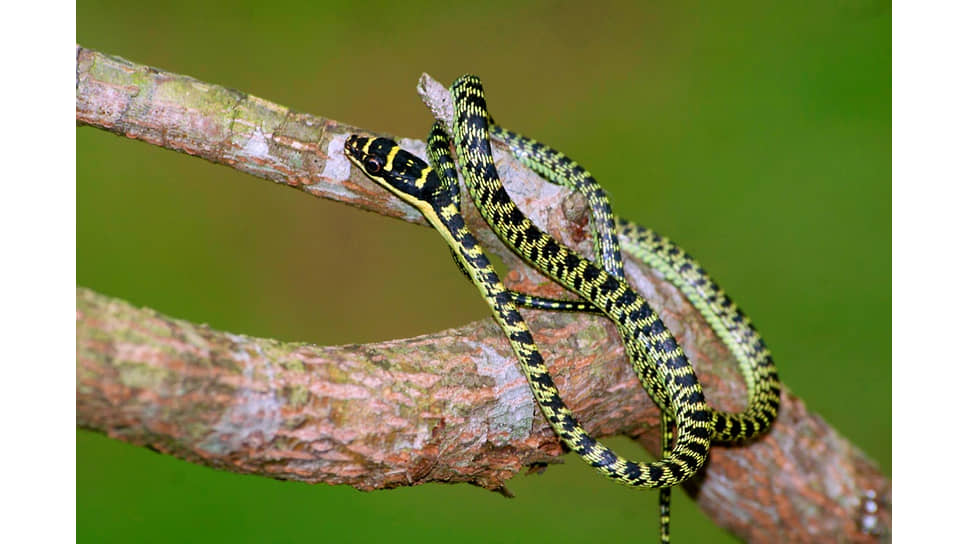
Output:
[76, 46, 890, 543]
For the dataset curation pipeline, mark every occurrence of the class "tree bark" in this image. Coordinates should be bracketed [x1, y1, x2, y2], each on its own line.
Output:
[76, 46, 890, 543]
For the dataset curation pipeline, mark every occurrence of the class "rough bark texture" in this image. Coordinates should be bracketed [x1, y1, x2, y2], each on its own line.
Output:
[76, 46, 891, 543]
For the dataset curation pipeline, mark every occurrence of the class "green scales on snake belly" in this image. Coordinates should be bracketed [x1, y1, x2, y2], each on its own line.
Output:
[344, 74, 780, 543]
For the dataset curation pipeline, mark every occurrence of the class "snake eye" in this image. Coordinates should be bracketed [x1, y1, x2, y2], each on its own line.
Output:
[363, 156, 383, 175]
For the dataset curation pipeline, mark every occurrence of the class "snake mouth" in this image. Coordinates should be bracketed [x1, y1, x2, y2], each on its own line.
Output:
[344, 135, 375, 168]
[344, 135, 360, 156]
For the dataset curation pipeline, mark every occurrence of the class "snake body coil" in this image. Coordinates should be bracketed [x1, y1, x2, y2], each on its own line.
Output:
[487, 118, 781, 442]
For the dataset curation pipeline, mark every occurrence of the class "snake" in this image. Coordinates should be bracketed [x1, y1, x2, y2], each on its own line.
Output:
[345, 125, 712, 490]
[344, 74, 780, 542]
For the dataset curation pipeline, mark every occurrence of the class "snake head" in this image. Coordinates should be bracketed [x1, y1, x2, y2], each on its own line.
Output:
[344, 135, 441, 206]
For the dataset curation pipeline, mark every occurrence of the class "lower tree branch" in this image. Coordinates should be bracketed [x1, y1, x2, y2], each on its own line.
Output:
[76, 46, 890, 542]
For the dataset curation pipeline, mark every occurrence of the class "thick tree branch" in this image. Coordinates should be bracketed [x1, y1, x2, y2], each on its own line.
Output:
[76, 46, 890, 542]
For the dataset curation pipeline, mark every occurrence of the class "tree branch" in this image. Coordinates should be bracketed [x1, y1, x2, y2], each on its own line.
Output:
[76, 46, 890, 542]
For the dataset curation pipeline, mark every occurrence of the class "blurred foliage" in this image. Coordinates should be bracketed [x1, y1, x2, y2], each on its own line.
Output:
[77, 1, 889, 542]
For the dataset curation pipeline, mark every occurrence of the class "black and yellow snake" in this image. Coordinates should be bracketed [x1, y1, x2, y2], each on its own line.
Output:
[344, 74, 780, 542]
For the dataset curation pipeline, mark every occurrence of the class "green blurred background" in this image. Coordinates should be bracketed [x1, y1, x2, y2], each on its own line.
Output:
[77, 1, 890, 542]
